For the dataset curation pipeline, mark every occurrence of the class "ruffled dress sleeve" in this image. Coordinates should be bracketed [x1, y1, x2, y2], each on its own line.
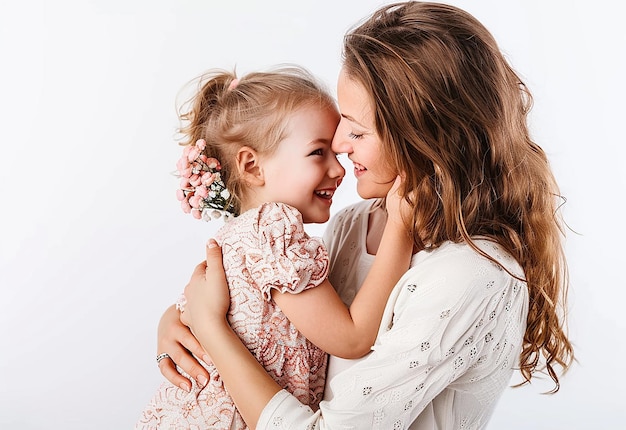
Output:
[246, 202, 329, 301]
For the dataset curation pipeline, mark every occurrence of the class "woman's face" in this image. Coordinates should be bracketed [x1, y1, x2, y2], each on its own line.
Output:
[332, 68, 396, 199]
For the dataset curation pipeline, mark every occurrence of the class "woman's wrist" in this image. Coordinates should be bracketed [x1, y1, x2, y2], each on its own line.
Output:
[192, 315, 231, 354]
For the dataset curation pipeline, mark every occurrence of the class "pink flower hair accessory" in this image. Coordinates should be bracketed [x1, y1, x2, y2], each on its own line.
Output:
[227, 78, 239, 91]
[175, 139, 236, 221]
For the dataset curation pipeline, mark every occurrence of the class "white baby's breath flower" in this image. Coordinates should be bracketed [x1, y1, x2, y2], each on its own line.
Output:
[221, 189, 230, 199]
[202, 208, 212, 222]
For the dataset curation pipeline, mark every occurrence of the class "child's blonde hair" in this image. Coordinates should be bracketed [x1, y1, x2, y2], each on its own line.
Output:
[177, 65, 336, 215]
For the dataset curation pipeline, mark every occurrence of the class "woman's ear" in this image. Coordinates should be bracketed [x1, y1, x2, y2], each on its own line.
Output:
[236, 146, 264, 186]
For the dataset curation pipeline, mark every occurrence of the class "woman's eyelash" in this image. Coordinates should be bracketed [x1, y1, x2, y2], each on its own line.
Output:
[309, 148, 323, 156]
[348, 132, 363, 140]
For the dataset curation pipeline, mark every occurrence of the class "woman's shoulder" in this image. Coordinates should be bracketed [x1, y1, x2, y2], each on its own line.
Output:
[387, 240, 528, 343]
[414, 239, 524, 280]
[398, 239, 526, 309]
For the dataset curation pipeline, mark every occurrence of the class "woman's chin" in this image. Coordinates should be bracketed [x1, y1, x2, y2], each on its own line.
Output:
[356, 183, 391, 200]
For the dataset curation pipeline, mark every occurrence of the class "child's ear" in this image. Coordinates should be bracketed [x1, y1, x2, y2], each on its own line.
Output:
[236, 146, 264, 186]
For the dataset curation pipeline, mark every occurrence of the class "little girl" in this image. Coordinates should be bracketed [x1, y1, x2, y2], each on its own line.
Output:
[136, 66, 413, 429]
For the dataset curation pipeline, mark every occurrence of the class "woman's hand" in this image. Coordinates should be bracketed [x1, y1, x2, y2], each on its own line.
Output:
[157, 304, 209, 392]
[179, 240, 231, 352]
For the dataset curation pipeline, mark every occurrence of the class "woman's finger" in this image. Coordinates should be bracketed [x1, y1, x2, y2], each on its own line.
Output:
[157, 305, 209, 388]
[158, 356, 193, 392]
[205, 239, 226, 279]
[191, 259, 208, 280]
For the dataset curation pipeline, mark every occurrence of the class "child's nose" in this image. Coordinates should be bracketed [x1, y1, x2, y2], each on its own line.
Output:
[329, 155, 345, 180]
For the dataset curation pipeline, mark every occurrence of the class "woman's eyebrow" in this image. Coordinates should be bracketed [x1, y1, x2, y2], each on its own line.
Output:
[341, 113, 368, 129]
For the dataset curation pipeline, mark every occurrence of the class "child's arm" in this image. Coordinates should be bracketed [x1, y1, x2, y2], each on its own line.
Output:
[272, 180, 413, 358]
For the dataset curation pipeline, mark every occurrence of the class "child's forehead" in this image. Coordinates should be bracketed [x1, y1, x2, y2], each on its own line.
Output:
[273, 105, 338, 149]
[287, 104, 338, 127]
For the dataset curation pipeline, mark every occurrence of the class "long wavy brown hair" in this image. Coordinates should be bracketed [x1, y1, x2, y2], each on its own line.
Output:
[343, 1, 574, 392]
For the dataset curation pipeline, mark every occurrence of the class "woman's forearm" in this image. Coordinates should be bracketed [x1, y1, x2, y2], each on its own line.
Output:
[193, 317, 282, 429]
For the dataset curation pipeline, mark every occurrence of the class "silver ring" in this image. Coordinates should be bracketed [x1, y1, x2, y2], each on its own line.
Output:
[156, 353, 170, 364]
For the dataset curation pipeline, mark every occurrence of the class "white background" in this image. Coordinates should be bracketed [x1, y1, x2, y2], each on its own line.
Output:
[0, 0, 624, 428]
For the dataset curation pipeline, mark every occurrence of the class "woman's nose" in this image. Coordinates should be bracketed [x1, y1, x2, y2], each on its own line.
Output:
[331, 123, 353, 154]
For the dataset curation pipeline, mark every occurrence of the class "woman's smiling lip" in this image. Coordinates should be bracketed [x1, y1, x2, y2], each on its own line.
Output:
[352, 161, 367, 177]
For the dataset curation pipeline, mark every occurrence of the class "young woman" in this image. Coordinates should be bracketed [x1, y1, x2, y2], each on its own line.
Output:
[157, 2, 574, 428]
[137, 67, 411, 429]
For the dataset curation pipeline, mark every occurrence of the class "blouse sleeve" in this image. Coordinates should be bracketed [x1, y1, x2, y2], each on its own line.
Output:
[246, 202, 329, 301]
[256, 242, 528, 429]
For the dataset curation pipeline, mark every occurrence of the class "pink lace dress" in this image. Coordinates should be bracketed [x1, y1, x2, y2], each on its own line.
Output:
[137, 202, 329, 429]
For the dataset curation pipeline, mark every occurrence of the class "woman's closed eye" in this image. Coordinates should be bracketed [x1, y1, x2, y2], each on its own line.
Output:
[348, 132, 363, 140]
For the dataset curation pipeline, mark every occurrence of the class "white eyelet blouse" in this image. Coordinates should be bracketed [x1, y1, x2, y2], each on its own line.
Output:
[257, 199, 529, 429]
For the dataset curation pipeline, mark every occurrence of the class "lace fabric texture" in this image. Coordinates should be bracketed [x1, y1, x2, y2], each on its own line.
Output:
[137, 202, 329, 429]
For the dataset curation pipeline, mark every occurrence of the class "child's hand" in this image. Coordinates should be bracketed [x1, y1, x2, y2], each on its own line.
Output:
[385, 176, 412, 230]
